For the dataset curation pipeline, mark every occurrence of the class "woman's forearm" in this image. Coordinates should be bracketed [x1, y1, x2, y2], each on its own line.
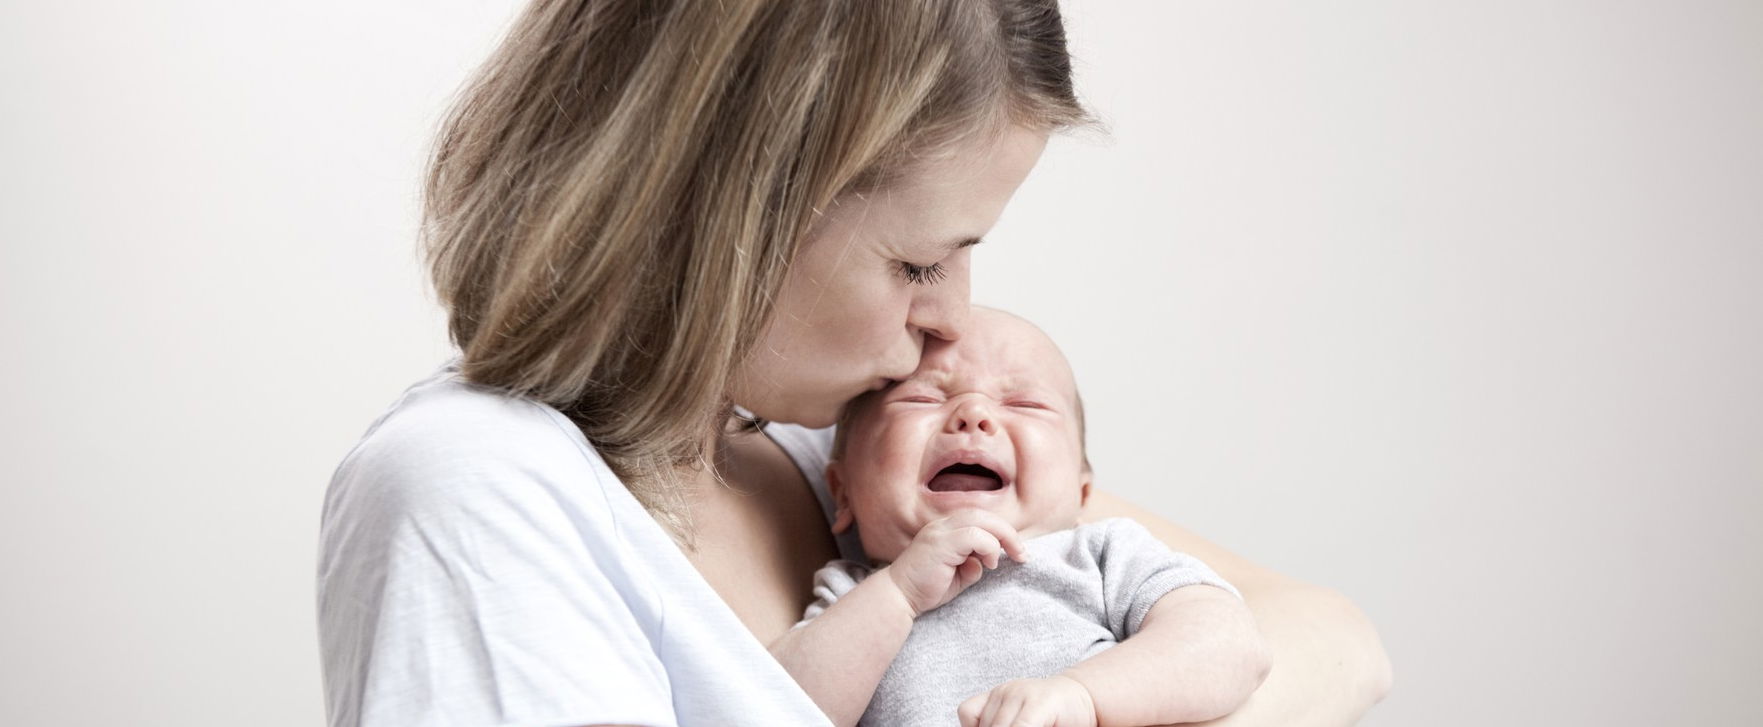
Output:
[1082, 490, 1393, 726]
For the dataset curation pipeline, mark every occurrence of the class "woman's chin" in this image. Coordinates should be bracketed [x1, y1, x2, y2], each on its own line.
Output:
[738, 380, 881, 430]
[738, 401, 840, 430]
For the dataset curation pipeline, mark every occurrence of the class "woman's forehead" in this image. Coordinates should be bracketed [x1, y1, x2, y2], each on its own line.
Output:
[830, 126, 1046, 256]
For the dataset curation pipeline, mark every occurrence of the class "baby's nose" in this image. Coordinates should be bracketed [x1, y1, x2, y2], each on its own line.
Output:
[946, 401, 997, 435]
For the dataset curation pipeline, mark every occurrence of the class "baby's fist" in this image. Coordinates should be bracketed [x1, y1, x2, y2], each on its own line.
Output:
[884, 509, 1026, 616]
[957, 675, 1096, 727]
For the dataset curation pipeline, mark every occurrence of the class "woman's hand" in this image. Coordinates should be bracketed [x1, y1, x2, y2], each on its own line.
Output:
[880, 508, 1029, 616]
[957, 675, 1096, 727]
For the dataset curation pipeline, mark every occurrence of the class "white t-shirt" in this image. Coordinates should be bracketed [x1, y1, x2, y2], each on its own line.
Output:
[317, 362, 843, 727]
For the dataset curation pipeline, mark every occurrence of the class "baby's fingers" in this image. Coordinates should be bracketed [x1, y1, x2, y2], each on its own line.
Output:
[957, 555, 984, 589]
[942, 509, 1030, 563]
[957, 692, 986, 727]
[983, 697, 1024, 727]
[956, 687, 1021, 727]
[985, 687, 1043, 727]
[943, 526, 1004, 570]
[1010, 698, 1059, 727]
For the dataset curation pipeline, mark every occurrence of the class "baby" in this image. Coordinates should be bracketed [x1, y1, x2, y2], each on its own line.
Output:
[770, 308, 1272, 727]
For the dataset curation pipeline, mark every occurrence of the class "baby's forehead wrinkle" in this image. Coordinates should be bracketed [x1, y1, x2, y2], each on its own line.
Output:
[987, 338, 1077, 403]
[907, 364, 954, 388]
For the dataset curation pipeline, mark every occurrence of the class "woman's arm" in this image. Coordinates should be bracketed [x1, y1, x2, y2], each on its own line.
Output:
[1081, 490, 1393, 727]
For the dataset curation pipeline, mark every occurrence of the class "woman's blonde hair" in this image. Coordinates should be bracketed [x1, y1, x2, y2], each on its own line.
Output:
[424, 0, 1089, 532]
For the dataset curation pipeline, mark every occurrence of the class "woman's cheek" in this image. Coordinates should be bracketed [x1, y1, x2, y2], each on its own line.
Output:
[840, 294, 908, 365]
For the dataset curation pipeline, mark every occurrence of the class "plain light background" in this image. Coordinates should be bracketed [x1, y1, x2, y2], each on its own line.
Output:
[3, 1, 1758, 725]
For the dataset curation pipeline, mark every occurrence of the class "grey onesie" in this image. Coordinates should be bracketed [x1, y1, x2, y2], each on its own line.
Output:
[795, 517, 1241, 727]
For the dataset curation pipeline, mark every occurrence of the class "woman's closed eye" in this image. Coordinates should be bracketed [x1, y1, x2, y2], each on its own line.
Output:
[896, 260, 948, 285]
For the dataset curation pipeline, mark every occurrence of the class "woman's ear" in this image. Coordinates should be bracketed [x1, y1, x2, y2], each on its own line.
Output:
[827, 462, 854, 534]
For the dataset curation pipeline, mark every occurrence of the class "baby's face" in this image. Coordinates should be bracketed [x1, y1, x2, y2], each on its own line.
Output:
[830, 309, 1089, 563]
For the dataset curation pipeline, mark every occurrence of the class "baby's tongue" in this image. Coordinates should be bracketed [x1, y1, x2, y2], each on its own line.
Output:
[927, 472, 1000, 492]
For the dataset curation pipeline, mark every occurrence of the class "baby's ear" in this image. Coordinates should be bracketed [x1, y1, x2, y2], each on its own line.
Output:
[826, 462, 854, 535]
[1078, 468, 1094, 509]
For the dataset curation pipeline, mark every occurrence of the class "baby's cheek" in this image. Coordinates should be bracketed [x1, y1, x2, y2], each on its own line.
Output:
[1016, 441, 1089, 526]
[844, 484, 914, 562]
[1025, 423, 1085, 474]
[856, 523, 911, 564]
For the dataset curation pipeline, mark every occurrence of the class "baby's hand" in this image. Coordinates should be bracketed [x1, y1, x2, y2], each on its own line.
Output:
[957, 675, 1097, 727]
[881, 509, 1027, 616]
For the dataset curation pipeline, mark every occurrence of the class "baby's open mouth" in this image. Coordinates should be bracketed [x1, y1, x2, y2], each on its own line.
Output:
[927, 463, 1005, 492]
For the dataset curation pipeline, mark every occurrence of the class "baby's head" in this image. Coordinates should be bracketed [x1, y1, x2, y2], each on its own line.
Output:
[827, 307, 1091, 563]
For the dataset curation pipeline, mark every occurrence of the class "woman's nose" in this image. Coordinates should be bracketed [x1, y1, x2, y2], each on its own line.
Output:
[945, 399, 997, 435]
[908, 264, 971, 342]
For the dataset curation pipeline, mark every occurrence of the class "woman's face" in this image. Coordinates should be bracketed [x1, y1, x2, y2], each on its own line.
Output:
[732, 125, 1049, 428]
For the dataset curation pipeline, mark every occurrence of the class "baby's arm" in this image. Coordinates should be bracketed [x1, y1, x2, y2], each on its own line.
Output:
[770, 509, 1028, 727]
[958, 519, 1271, 727]
[956, 585, 1268, 727]
[1063, 583, 1271, 726]
[769, 566, 918, 727]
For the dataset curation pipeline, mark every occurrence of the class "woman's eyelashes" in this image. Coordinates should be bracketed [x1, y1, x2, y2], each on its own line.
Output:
[896, 260, 949, 285]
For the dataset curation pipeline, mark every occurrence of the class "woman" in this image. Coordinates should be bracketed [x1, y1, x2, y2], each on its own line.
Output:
[318, 1, 1392, 725]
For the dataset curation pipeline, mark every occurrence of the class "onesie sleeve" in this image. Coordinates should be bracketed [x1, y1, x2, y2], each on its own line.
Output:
[1089, 518, 1243, 640]
[793, 560, 875, 626]
[318, 393, 676, 727]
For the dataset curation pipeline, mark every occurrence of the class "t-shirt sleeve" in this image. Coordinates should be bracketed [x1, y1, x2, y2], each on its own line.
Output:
[318, 398, 676, 727]
[793, 560, 873, 627]
[1089, 518, 1243, 640]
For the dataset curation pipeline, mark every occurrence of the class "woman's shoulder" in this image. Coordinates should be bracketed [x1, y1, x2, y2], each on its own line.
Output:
[319, 365, 835, 727]
[325, 361, 616, 527]
[319, 365, 692, 727]
[350, 361, 588, 458]
[318, 362, 664, 627]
